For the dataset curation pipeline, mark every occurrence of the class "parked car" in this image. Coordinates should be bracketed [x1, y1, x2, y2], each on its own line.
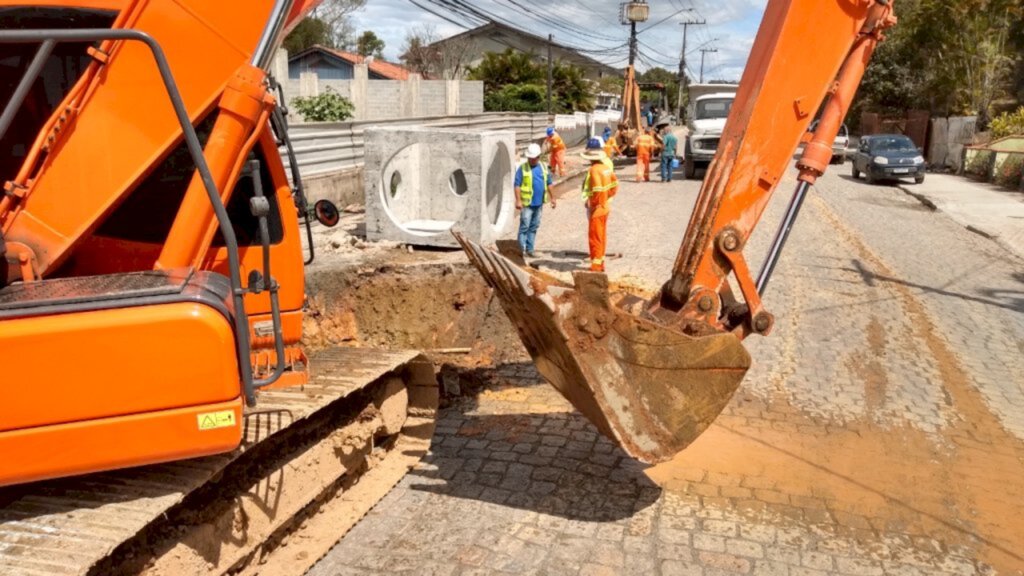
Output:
[796, 121, 850, 164]
[851, 134, 926, 184]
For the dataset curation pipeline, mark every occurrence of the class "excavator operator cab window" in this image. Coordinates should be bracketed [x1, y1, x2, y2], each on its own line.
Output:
[96, 111, 285, 248]
[0, 7, 117, 182]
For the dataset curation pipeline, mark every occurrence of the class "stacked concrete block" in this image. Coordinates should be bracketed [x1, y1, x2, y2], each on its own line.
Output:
[364, 127, 516, 248]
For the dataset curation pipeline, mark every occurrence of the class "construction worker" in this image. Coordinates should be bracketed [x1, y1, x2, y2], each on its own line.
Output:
[513, 143, 555, 257]
[580, 137, 618, 272]
[602, 132, 621, 160]
[660, 124, 678, 183]
[634, 128, 655, 182]
[545, 127, 567, 177]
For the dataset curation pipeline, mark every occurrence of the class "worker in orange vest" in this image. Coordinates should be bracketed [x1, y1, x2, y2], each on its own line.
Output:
[546, 127, 567, 177]
[580, 138, 619, 272]
[602, 133, 620, 160]
[634, 129, 655, 182]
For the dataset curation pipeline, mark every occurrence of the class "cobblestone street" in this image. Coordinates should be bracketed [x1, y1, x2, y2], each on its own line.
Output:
[310, 163, 1024, 576]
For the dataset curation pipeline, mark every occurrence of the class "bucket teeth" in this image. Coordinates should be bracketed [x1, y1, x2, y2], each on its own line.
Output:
[455, 232, 752, 463]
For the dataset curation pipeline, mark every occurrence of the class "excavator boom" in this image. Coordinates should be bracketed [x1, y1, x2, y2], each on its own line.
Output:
[460, 0, 896, 463]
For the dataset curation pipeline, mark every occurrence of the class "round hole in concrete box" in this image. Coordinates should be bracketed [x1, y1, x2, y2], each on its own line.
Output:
[378, 143, 463, 238]
[449, 169, 468, 196]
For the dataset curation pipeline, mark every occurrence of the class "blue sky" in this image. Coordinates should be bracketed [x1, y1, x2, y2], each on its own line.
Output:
[348, 0, 768, 81]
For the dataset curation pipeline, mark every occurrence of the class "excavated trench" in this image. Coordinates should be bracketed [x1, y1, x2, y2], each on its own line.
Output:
[304, 260, 529, 391]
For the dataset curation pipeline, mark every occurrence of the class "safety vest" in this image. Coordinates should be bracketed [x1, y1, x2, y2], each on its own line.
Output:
[603, 138, 619, 157]
[548, 134, 566, 152]
[582, 163, 618, 204]
[519, 162, 550, 205]
[636, 134, 654, 155]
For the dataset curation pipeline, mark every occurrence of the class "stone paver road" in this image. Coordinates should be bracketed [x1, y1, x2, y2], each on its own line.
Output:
[310, 162, 1024, 576]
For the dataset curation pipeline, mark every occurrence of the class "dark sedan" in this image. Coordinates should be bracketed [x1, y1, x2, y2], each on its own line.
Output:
[851, 134, 926, 184]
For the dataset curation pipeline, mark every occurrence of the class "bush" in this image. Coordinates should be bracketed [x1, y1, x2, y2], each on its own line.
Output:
[292, 87, 355, 122]
[483, 84, 547, 113]
[993, 154, 1023, 189]
[964, 150, 994, 178]
[990, 107, 1024, 139]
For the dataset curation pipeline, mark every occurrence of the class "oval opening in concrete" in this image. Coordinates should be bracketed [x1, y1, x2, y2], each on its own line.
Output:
[449, 170, 468, 197]
[486, 142, 512, 229]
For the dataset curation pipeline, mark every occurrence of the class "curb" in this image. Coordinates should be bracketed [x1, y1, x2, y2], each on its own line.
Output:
[897, 184, 1024, 260]
[897, 185, 937, 211]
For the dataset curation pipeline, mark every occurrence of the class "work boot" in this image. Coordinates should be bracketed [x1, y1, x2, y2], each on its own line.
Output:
[527, 251, 536, 258]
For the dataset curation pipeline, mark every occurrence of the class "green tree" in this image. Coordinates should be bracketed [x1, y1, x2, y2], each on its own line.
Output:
[283, 17, 333, 54]
[468, 49, 595, 113]
[468, 49, 544, 92]
[637, 67, 679, 114]
[552, 61, 595, 113]
[356, 30, 385, 59]
[855, 0, 1023, 125]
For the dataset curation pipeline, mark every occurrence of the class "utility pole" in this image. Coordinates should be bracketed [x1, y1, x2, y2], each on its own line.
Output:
[547, 33, 553, 116]
[699, 47, 717, 83]
[620, 1, 650, 132]
[677, 17, 706, 120]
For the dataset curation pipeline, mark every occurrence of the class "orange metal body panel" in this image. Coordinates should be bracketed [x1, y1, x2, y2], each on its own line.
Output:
[0, 0, 323, 485]
[1, 0, 276, 275]
[0, 399, 242, 487]
[0, 302, 240, 432]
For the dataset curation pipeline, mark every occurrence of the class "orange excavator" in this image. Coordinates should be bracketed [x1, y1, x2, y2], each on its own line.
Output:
[1, 1, 439, 574]
[0, 0, 895, 572]
[458, 0, 897, 463]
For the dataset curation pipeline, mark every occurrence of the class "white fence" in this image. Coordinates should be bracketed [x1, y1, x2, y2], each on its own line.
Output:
[284, 111, 615, 206]
[287, 111, 607, 179]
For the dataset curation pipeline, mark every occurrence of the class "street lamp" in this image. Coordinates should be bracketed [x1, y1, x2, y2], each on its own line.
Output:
[619, 1, 650, 136]
[620, 1, 650, 25]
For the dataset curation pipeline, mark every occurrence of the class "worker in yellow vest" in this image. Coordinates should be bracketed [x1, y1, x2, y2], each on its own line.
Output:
[514, 143, 556, 257]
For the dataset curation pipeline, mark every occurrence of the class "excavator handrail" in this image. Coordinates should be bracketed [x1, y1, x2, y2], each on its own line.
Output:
[0, 28, 262, 404]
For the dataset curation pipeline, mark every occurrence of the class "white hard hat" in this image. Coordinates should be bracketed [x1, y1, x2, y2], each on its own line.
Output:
[525, 143, 541, 159]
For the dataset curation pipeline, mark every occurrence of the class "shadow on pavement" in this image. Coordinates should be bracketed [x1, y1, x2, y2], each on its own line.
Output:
[849, 258, 1024, 313]
[405, 363, 662, 521]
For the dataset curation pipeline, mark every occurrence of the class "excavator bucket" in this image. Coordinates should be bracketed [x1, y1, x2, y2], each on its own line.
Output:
[456, 234, 751, 463]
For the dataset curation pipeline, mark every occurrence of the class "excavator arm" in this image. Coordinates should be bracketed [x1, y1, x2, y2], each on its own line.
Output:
[458, 0, 897, 463]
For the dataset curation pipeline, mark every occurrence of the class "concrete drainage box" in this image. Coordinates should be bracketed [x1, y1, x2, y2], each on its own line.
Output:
[364, 126, 516, 248]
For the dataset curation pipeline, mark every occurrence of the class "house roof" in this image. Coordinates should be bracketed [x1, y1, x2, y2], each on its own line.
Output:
[289, 45, 412, 81]
[427, 21, 622, 77]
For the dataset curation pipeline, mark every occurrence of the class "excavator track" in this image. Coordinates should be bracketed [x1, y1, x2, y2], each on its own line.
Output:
[0, 348, 438, 576]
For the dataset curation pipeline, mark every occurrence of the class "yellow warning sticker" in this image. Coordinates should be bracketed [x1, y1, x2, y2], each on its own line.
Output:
[197, 410, 237, 431]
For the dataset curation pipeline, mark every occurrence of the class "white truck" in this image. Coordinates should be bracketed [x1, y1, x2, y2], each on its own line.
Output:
[683, 83, 739, 179]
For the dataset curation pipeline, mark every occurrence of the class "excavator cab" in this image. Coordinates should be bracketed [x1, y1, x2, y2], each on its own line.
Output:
[461, 0, 897, 463]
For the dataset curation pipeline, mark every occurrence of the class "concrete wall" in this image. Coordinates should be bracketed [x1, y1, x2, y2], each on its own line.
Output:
[277, 49, 484, 122]
[928, 116, 978, 171]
